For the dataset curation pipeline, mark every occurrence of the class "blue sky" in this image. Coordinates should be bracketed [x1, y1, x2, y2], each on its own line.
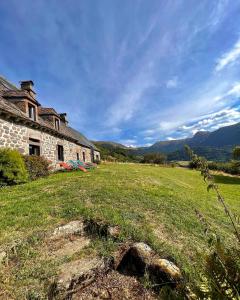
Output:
[0, 0, 240, 147]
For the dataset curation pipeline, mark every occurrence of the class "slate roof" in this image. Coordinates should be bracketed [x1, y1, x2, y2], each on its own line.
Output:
[3, 89, 38, 103]
[38, 107, 59, 116]
[0, 76, 98, 151]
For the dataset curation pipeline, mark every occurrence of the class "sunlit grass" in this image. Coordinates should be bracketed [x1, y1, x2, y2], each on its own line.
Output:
[0, 163, 239, 297]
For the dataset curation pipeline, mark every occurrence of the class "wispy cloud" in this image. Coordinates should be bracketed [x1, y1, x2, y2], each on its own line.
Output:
[140, 81, 240, 142]
[106, 71, 155, 126]
[208, 0, 229, 29]
[0, 1, 239, 145]
[166, 76, 179, 88]
[215, 37, 240, 72]
[179, 106, 240, 136]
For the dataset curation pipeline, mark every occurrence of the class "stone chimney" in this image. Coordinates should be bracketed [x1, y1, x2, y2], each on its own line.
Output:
[20, 80, 36, 98]
[60, 113, 68, 124]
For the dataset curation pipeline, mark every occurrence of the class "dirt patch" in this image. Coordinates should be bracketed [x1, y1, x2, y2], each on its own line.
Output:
[47, 221, 183, 299]
[57, 257, 105, 290]
[72, 270, 157, 300]
[47, 236, 91, 258]
[84, 219, 120, 240]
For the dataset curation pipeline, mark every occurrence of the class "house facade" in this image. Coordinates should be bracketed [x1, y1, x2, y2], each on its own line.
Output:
[0, 76, 100, 167]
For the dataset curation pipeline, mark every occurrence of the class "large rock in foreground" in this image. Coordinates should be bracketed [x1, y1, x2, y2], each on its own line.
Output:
[58, 257, 105, 291]
[115, 242, 182, 288]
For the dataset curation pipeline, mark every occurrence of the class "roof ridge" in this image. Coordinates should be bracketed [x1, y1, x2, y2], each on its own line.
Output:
[0, 75, 19, 91]
[0, 76, 99, 151]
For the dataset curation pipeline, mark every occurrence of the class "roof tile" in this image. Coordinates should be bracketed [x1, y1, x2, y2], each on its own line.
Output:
[0, 76, 98, 150]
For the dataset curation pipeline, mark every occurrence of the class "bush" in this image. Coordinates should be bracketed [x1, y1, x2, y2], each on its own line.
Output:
[0, 148, 28, 185]
[233, 146, 240, 160]
[23, 155, 51, 180]
[141, 153, 166, 164]
[208, 161, 240, 175]
[94, 158, 101, 164]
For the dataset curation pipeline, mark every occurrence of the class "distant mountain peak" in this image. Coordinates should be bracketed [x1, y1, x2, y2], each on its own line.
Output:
[193, 131, 210, 138]
[94, 122, 240, 158]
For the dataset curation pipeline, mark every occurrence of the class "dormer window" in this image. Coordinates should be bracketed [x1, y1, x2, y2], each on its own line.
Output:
[55, 118, 60, 130]
[28, 103, 36, 121]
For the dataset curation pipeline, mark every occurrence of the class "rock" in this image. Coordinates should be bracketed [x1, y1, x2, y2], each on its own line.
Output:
[116, 242, 154, 276]
[0, 251, 6, 264]
[49, 236, 91, 258]
[150, 258, 182, 281]
[108, 225, 121, 239]
[115, 242, 182, 288]
[130, 242, 154, 262]
[53, 257, 107, 296]
[51, 220, 84, 239]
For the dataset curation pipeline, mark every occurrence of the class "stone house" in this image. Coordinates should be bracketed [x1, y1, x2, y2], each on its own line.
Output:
[0, 76, 100, 167]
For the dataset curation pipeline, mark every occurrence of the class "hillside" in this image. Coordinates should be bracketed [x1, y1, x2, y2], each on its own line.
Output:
[140, 122, 240, 154]
[93, 141, 129, 149]
[92, 141, 138, 162]
[95, 122, 240, 161]
[0, 163, 239, 298]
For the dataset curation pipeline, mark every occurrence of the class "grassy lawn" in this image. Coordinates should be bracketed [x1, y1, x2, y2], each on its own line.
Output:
[0, 163, 239, 297]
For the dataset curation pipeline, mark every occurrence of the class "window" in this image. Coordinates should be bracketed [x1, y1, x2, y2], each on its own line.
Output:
[82, 152, 86, 162]
[76, 153, 79, 160]
[29, 138, 40, 156]
[57, 145, 64, 161]
[28, 104, 36, 121]
[96, 154, 99, 161]
[55, 118, 60, 130]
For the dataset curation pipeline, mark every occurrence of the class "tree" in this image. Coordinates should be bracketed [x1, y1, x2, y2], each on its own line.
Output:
[142, 153, 166, 164]
[233, 146, 240, 160]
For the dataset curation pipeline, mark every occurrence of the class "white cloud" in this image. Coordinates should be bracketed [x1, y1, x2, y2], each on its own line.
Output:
[215, 38, 240, 72]
[166, 137, 175, 141]
[166, 76, 179, 88]
[226, 82, 240, 97]
[208, 0, 229, 29]
[119, 139, 137, 147]
[179, 106, 240, 136]
[144, 136, 155, 141]
[106, 72, 155, 126]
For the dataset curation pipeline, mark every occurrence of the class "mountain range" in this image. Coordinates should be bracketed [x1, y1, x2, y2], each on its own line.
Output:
[94, 122, 240, 161]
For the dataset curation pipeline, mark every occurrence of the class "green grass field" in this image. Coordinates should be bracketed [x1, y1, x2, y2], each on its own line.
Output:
[0, 163, 239, 298]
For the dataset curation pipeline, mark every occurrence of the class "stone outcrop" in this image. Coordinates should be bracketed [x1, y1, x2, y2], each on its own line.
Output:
[115, 242, 182, 288]
[19, 220, 183, 299]
[0, 250, 6, 264]
[51, 221, 85, 239]
[56, 257, 106, 292]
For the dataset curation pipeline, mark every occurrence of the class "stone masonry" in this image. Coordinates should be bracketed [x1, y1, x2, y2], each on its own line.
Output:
[0, 77, 100, 167]
[0, 117, 95, 166]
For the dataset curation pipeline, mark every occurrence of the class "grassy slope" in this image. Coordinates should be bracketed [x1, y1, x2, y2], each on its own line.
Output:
[0, 163, 239, 294]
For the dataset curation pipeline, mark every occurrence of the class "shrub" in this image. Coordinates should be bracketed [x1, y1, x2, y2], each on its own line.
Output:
[94, 158, 101, 164]
[141, 153, 167, 164]
[186, 147, 240, 298]
[23, 155, 51, 180]
[208, 161, 240, 175]
[233, 146, 240, 160]
[0, 148, 28, 185]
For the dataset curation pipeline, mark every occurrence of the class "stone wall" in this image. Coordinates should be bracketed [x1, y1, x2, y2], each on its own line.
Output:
[0, 117, 28, 153]
[93, 150, 101, 161]
[0, 116, 94, 167]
